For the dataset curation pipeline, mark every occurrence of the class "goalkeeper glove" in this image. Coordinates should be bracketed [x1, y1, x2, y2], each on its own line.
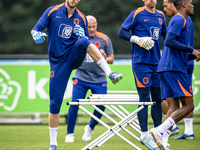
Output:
[31, 31, 47, 44]
[130, 36, 154, 50]
[73, 25, 85, 38]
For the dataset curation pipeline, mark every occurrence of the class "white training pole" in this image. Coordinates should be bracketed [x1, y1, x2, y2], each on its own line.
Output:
[117, 105, 141, 130]
[88, 105, 144, 150]
[95, 105, 141, 147]
[79, 105, 143, 150]
[96, 112, 140, 147]
[91, 105, 140, 142]
[107, 90, 137, 94]
[78, 99, 139, 102]
[89, 94, 139, 98]
[66, 92, 155, 150]
[67, 102, 155, 106]
[93, 106, 145, 149]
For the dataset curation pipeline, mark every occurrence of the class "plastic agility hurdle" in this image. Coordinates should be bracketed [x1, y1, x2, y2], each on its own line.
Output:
[66, 91, 155, 150]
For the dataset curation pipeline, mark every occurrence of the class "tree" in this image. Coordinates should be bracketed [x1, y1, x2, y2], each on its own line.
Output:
[0, 0, 200, 54]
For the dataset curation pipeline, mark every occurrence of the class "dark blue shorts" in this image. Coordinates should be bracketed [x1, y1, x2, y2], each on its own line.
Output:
[158, 71, 193, 100]
[132, 63, 160, 88]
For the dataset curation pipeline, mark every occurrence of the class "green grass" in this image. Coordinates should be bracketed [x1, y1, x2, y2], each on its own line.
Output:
[0, 123, 200, 150]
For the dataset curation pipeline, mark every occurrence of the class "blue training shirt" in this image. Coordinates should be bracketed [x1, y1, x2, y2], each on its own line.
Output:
[121, 7, 167, 65]
[31, 3, 89, 62]
[73, 31, 114, 83]
[158, 14, 192, 73]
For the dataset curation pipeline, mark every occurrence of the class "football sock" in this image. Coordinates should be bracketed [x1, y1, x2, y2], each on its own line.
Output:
[67, 105, 79, 134]
[140, 131, 149, 139]
[184, 118, 193, 135]
[137, 87, 150, 132]
[97, 58, 112, 76]
[157, 117, 175, 134]
[150, 87, 162, 127]
[163, 130, 171, 148]
[49, 127, 58, 146]
[172, 124, 177, 130]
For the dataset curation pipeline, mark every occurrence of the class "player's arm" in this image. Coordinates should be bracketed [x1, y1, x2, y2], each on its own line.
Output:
[106, 53, 114, 64]
[161, 16, 167, 40]
[31, 7, 52, 44]
[103, 35, 114, 64]
[118, 27, 132, 41]
[165, 32, 200, 61]
[100, 49, 114, 64]
[118, 27, 154, 50]
[165, 32, 194, 53]
[188, 53, 196, 60]
[161, 32, 166, 40]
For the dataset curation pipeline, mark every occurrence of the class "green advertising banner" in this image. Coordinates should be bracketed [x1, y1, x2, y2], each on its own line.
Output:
[0, 60, 200, 114]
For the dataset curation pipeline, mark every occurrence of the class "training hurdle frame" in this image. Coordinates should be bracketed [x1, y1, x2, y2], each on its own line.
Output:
[67, 91, 155, 150]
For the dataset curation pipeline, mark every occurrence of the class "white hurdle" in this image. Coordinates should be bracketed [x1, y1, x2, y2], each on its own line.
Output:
[66, 91, 155, 150]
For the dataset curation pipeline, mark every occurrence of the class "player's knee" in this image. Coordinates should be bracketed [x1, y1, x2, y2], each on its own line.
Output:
[137, 87, 150, 102]
[151, 87, 162, 103]
[49, 102, 62, 114]
[187, 103, 194, 113]
[75, 37, 90, 50]
[152, 96, 161, 103]
[169, 104, 179, 112]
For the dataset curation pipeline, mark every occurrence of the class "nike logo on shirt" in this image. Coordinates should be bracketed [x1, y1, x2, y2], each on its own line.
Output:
[144, 19, 149, 22]
[56, 16, 62, 18]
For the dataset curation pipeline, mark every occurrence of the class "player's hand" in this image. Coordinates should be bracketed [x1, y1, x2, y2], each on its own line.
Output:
[31, 31, 47, 44]
[192, 49, 200, 61]
[73, 25, 85, 38]
[100, 49, 107, 59]
[130, 36, 154, 50]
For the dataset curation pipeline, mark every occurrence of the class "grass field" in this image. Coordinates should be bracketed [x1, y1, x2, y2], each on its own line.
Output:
[0, 115, 200, 150]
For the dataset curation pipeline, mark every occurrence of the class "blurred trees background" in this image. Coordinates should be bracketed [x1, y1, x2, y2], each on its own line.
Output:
[0, 0, 200, 55]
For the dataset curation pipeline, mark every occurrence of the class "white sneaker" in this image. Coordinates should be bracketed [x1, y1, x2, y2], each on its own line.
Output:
[65, 133, 75, 143]
[150, 128, 165, 150]
[140, 136, 157, 150]
[82, 125, 93, 142]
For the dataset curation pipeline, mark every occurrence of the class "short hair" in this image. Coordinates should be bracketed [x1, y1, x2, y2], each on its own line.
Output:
[173, 0, 187, 9]
[168, 0, 174, 3]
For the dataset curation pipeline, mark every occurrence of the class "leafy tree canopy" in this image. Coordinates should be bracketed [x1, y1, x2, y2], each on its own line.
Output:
[0, 0, 200, 54]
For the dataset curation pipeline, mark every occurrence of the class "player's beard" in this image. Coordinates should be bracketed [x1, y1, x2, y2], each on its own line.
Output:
[148, 1, 155, 9]
[67, 1, 78, 8]
[149, 4, 155, 9]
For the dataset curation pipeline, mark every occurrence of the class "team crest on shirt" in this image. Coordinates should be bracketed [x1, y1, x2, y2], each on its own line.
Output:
[94, 41, 101, 48]
[58, 24, 73, 38]
[158, 18, 162, 25]
[74, 18, 79, 25]
[150, 27, 160, 40]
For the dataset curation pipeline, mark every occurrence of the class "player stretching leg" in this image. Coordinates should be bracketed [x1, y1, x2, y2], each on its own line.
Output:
[31, 1, 123, 149]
